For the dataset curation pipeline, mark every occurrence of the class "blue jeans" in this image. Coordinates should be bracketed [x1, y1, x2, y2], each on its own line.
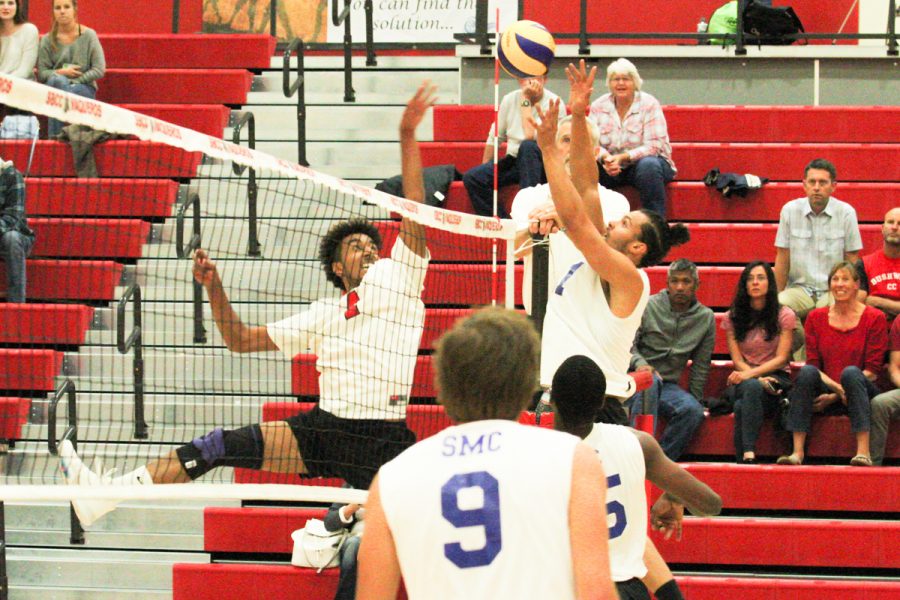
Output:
[334, 534, 360, 600]
[626, 374, 705, 461]
[785, 365, 874, 434]
[0, 230, 33, 303]
[599, 155, 675, 217]
[44, 74, 98, 137]
[463, 140, 545, 218]
[731, 374, 789, 457]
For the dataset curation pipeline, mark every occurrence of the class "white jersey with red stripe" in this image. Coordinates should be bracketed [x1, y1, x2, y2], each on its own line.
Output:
[584, 422, 648, 582]
[378, 419, 581, 600]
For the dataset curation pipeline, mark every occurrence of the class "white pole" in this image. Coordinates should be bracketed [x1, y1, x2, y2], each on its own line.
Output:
[505, 238, 515, 309]
[813, 59, 820, 106]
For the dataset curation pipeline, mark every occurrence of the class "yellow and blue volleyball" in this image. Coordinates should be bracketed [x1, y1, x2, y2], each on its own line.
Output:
[498, 20, 557, 79]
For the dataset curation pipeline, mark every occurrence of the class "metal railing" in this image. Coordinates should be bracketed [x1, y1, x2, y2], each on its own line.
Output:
[231, 111, 261, 258]
[333, 0, 356, 102]
[474, 0, 899, 56]
[46, 379, 84, 546]
[175, 190, 207, 344]
[117, 283, 148, 440]
[283, 39, 309, 167]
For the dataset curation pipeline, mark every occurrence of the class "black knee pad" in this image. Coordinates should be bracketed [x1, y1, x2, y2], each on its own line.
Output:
[176, 424, 265, 480]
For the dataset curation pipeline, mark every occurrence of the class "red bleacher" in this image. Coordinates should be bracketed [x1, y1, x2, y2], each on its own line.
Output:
[0, 397, 30, 440]
[100, 34, 275, 70]
[97, 69, 254, 105]
[118, 105, 231, 138]
[420, 142, 900, 181]
[25, 178, 179, 218]
[0, 304, 94, 345]
[0, 260, 123, 301]
[0, 349, 62, 390]
[29, 218, 149, 259]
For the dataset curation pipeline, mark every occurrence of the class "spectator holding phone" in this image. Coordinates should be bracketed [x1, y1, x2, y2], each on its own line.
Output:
[37, 0, 105, 137]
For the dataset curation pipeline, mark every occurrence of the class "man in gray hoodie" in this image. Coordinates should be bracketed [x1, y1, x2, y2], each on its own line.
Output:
[627, 259, 715, 461]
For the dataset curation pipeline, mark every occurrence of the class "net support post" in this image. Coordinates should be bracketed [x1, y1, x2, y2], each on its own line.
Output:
[504, 239, 515, 309]
[283, 39, 309, 167]
[529, 232, 549, 334]
[175, 191, 206, 344]
[117, 283, 148, 440]
[231, 111, 260, 257]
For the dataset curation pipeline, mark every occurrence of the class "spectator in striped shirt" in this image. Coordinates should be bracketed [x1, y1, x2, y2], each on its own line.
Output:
[0, 159, 34, 303]
[589, 58, 676, 217]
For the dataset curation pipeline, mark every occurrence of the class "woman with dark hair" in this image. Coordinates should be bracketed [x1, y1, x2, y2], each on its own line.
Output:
[0, 0, 38, 79]
[778, 261, 888, 467]
[37, 0, 105, 136]
[722, 261, 796, 463]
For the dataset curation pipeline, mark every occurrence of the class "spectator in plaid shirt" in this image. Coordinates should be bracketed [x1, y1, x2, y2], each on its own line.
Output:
[0, 160, 34, 303]
[589, 58, 676, 217]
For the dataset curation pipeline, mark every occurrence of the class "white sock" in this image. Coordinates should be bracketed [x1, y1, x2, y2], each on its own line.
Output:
[112, 465, 154, 487]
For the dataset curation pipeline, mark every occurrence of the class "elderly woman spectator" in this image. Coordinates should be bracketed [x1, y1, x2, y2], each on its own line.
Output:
[589, 58, 676, 217]
[37, 0, 105, 137]
[0, 0, 38, 79]
[722, 261, 796, 463]
[778, 261, 888, 467]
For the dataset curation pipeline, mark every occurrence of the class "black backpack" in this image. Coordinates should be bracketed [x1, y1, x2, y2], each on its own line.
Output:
[742, 0, 805, 45]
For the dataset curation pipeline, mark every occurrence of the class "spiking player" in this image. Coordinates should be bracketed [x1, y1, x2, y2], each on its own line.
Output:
[57, 83, 437, 526]
[357, 308, 618, 600]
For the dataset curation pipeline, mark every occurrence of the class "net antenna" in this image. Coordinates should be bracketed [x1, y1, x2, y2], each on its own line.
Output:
[0, 73, 518, 519]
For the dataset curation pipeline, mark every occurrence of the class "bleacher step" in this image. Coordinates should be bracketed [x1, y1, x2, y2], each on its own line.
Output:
[253, 70, 458, 99]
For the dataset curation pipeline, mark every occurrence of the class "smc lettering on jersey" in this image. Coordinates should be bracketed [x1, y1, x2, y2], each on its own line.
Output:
[442, 432, 503, 457]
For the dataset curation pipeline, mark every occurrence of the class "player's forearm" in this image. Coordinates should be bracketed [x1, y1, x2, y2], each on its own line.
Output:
[569, 111, 605, 233]
[544, 146, 585, 233]
[205, 277, 253, 352]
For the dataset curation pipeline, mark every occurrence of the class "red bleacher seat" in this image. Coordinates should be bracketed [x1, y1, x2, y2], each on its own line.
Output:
[433, 105, 900, 144]
[420, 142, 900, 182]
[0, 260, 123, 301]
[657, 517, 900, 569]
[0, 304, 94, 345]
[119, 104, 231, 138]
[0, 397, 31, 440]
[26, 178, 179, 218]
[0, 349, 62, 391]
[97, 69, 254, 105]
[675, 576, 900, 600]
[29, 218, 150, 259]
[667, 464, 900, 513]
[0, 141, 201, 178]
[204, 507, 326, 554]
[443, 180, 899, 224]
[100, 34, 275, 70]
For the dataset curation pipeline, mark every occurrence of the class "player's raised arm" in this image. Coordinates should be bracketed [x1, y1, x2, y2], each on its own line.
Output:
[566, 60, 605, 235]
[531, 101, 644, 306]
[356, 474, 402, 600]
[398, 82, 437, 259]
[568, 443, 618, 600]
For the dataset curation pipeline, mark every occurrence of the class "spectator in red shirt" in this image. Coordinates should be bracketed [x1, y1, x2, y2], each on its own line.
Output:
[778, 261, 888, 467]
[857, 207, 900, 322]
[870, 318, 900, 465]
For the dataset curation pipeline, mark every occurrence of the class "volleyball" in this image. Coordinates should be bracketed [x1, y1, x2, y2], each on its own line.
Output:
[498, 20, 557, 79]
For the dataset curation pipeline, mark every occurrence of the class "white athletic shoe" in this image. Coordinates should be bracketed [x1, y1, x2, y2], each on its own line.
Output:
[58, 439, 118, 527]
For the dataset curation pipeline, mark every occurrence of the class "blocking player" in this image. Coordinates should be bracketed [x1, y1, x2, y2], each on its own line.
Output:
[57, 83, 437, 526]
[357, 308, 618, 600]
[530, 60, 690, 404]
[551, 355, 722, 600]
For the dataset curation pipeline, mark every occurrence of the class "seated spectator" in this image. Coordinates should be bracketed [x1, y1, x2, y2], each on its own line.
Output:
[871, 317, 900, 466]
[0, 159, 34, 303]
[589, 58, 675, 217]
[778, 261, 887, 467]
[627, 258, 714, 461]
[324, 496, 364, 600]
[510, 114, 630, 315]
[721, 261, 796, 463]
[857, 207, 900, 322]
[37, 0, 105, 137]
[773, 158, 862, 360]
[0, 0, 38, 79]
[463, 75, 566, 218]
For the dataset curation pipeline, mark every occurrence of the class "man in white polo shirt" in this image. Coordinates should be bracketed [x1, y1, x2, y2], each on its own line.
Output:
[57, 83, 437, 526]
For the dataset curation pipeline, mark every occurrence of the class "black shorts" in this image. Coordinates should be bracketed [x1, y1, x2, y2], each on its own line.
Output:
[285, 405, 416, 489]
[616, 578, 651, 600]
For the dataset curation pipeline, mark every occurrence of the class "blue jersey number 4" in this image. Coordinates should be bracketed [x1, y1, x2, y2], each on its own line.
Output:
[441, 471, 502, 569]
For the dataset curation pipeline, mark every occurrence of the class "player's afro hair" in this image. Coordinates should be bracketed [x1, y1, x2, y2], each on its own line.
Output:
[318, 219, 383, 291]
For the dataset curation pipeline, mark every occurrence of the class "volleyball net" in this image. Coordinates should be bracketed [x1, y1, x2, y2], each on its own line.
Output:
[0, 73, 518, 509]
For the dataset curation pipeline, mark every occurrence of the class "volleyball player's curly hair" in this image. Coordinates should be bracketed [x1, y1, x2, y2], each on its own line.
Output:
[636, 209, 691, 268]
[318, 219, 383, 291]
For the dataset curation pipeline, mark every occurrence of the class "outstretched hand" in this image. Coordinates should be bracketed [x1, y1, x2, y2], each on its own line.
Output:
[565, 59, 596, 116]
[530, 98, 561, 153]
[192, 248, 218, 287]
[400, 81, 438, 133]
